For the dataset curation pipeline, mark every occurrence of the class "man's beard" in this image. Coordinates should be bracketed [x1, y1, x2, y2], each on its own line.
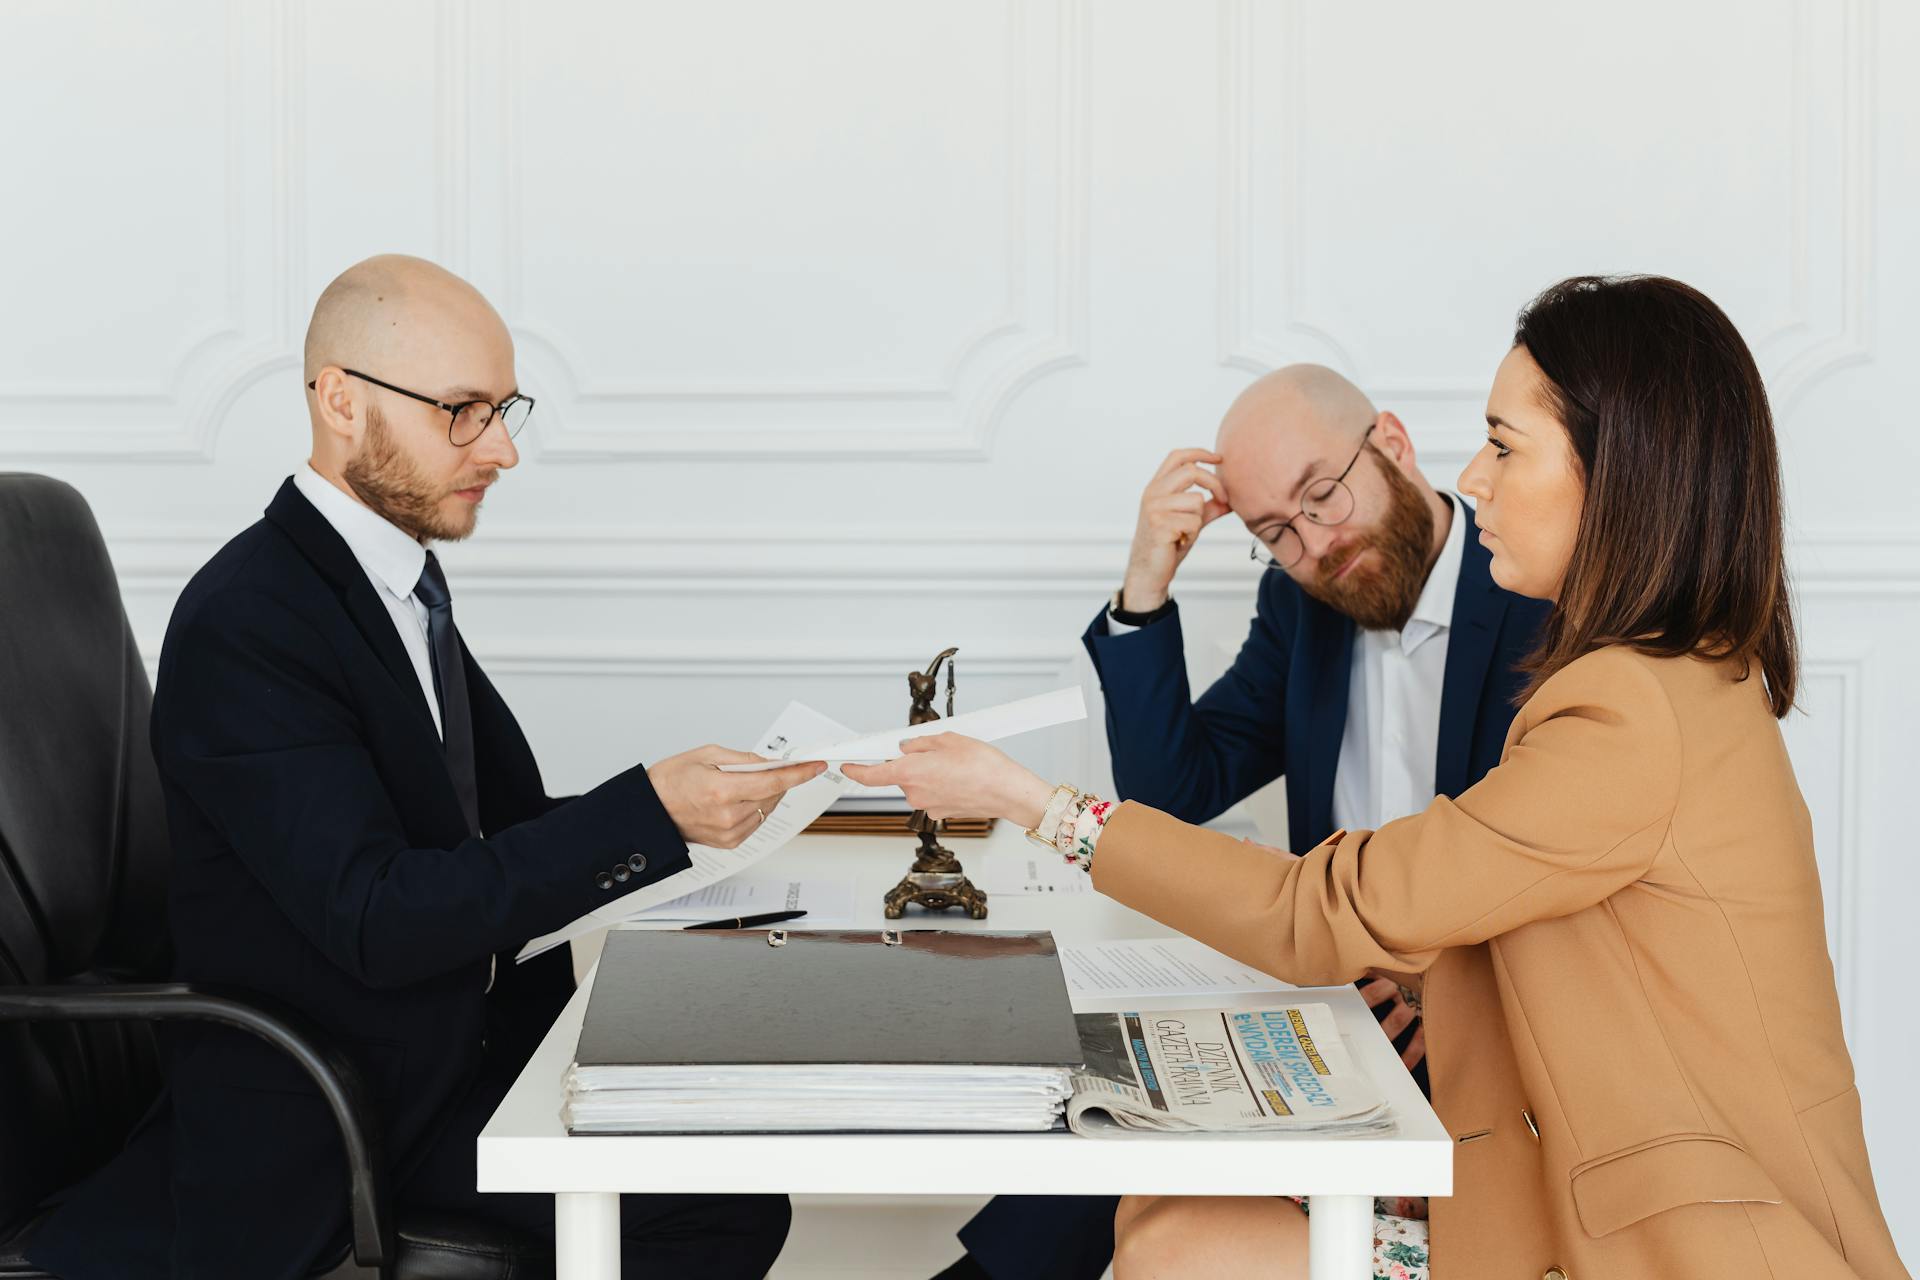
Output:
[1299, 450, 1435, 632]
[343, 405, 492, 543]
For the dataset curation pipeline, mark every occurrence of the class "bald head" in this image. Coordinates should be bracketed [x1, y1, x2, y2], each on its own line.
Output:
[1212, 364, 1447, 622]
[302, 255, 521, 541]
[1214, 364, 1386, 534]
[1215, 364, 1377, 456]
[303, 254, 511, 389]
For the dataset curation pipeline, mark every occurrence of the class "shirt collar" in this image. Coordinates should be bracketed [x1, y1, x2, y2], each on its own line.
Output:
[292, 464, 428, 603]
[1401, 492, 1467, 653]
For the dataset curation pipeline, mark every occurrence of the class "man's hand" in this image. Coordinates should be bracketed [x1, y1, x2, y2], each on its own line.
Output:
[647, 746, 827, 849]
[1119, 448, 1232, 614]
[1360, 975, 1425, 1073]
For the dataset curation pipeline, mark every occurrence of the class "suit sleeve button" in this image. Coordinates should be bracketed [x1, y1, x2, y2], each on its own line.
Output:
[611, 863, 631, 883]
[628, 853, 648, 873]
[594, 871, 614, 890]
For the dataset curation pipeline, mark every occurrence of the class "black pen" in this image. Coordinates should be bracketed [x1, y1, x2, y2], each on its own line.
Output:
[683, 909, 808, 931]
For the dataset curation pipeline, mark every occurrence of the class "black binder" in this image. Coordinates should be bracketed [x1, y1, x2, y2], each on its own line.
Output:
[576, 928, 1083, 1069]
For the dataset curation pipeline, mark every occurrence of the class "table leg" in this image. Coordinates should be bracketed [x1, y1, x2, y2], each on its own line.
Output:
[1307, 1194, 1373, 1280]
[554, 1191, 621, 1280]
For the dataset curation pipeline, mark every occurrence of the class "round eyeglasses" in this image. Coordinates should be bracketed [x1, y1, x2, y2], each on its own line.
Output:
[307, 368, 535, 447]
[1249, 421, 1374, 570]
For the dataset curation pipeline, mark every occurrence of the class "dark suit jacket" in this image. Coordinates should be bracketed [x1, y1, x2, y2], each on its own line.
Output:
[1082, 498, 1549, 853]
[30, 479, 693, 1279]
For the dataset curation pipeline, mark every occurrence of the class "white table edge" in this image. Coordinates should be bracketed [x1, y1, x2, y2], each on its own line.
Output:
[477, 830, 1455, 1279]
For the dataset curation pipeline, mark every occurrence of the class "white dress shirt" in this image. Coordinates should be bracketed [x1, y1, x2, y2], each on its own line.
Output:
[292, 465, 442, 739]
[1331, 493, 1466, 832]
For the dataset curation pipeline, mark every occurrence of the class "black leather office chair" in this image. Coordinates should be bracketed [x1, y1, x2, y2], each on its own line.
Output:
[0, 474, 553, 1280]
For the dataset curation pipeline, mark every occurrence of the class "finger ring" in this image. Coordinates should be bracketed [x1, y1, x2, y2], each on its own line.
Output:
[755, 807, 767, 825]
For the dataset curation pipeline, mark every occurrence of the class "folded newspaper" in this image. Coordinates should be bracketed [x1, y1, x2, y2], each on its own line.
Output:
[1066, 1004, 1393, 1137]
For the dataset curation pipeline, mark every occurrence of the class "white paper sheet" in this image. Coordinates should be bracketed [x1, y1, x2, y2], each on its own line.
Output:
[1057, 937, 1296, 1000]
[972, 853, 1094, 896]
[515, 702, 857, 961]
[714, 687, 1086, 771]
[617, 877, 856, 926]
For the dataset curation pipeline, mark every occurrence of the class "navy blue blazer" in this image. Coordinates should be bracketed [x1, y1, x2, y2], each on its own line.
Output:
[1083, 499, 1550, 853]
[30, 479, 693, 1280]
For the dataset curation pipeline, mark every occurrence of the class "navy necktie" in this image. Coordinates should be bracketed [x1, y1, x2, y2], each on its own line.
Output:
[413, 552, 480, 837]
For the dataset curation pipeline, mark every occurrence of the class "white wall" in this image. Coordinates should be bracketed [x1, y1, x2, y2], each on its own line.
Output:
[5, 0, 1915, 1257]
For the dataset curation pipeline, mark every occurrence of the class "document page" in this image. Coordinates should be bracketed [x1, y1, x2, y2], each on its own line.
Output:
[715, 687, 1085, 770]
[1058, 937, 1295, 1000]
[973, 852, 1094, 896]
[617, 877, 856, 927]
[516, 702, 856, 961]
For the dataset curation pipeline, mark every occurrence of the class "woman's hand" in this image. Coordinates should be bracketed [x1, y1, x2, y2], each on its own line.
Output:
[1362, 968, 1425, 1072]
[842, 733, 1056, 829]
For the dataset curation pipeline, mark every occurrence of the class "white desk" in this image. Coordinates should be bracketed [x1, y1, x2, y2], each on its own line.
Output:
[479, 825, 1452, 1279]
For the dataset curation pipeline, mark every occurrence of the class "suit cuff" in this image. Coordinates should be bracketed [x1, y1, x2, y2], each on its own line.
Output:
[548, 763, 691, 905]
[1109, 588, 1177, 629]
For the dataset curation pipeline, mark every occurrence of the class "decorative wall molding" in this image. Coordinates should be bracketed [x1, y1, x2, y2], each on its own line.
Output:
[1798, 651, 1870, 1041]
[1216, 0, 1874, 414]
[130, 636, 1076, 682]
[433, 0, 472, 276]
[1216, 0, 1355, 382]
[1767, 0, 1875, 408]
[455, 0, 1089, 461]
[476, 650, 1076, 680]
[1789, 529, 1920, 594]
[0, 0, 304, 463]
[103, 523, 1920, 601]
[0, 0, 246, 409]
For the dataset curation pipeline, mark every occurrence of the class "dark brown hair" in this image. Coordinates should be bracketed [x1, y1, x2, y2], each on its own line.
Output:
[1513, 274, 1797, 717]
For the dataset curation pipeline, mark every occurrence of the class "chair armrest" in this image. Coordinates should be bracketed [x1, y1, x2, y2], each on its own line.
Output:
[0, 982, 392, 1272]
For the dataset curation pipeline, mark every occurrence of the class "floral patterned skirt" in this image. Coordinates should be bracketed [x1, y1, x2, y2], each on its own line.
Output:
[1286, 1195, 1429, 1280]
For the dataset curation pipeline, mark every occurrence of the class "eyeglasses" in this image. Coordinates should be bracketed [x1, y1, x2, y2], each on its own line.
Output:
[306, 368, 535, 447]
[1249, 421, 1376, 570]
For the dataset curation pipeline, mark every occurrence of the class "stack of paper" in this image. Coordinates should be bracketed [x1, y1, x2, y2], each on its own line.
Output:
[563, 928, 1084, 1135]
[566, 1064, 1075, 1134]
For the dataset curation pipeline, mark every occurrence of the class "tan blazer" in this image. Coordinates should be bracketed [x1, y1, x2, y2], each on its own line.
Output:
[1093, 645, 1907, 1279]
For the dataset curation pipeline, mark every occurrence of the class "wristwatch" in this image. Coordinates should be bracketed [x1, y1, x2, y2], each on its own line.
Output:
[1109, 588, 1176, 628]
[1025, 783, 1080, 851]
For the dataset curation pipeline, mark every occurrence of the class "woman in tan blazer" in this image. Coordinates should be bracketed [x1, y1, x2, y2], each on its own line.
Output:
[848, 276, 1908, 1279]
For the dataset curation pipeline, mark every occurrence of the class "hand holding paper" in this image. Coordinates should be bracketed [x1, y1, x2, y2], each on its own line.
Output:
[841, 732, 1056, 827]
[517, 701, 857, 962]
[516, 689, 1087, 963]
[646, 745, 826, 848]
